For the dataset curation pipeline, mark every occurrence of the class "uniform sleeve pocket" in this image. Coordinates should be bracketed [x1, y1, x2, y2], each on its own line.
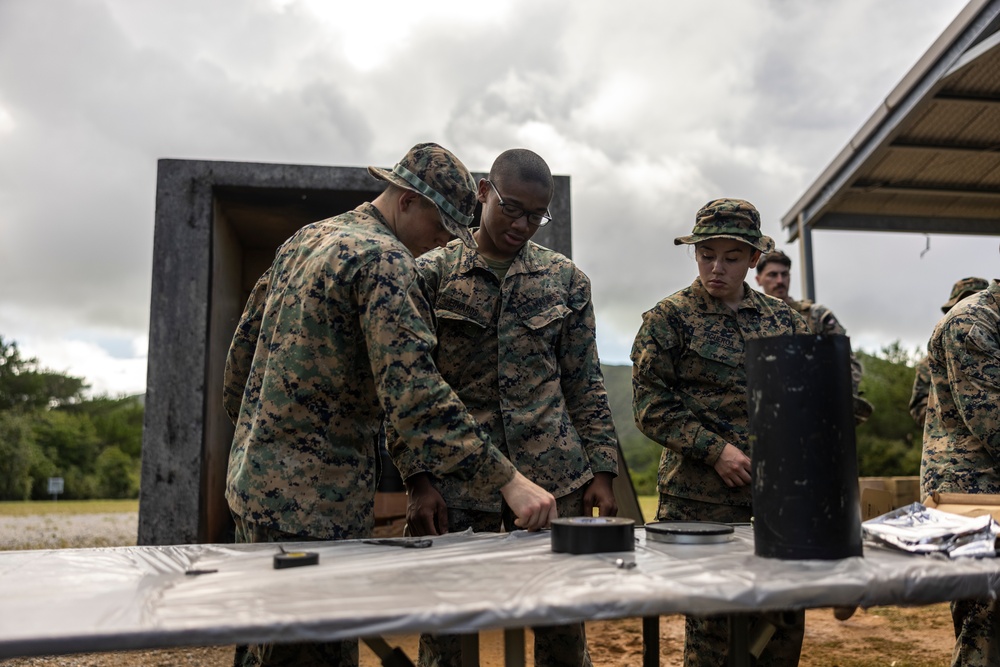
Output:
[966, 323, 1000, 361]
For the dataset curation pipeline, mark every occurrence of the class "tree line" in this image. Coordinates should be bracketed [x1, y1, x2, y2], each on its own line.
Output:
[0, 336, 143, 501]
[0, 332, 923, 501]
[607, 342, 925, 495]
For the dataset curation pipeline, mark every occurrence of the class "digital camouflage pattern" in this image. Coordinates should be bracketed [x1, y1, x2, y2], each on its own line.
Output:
[786, 298, 871, 423]
[631, 278, 809, 507]
[673, 198, 775, 254]
[417, 489, 593, 667]
[389, 239, 619, 510]
[391, 237, 615, 667]
[367, 142, 479, 249]
[920, 280, 1000, 498]
[941, 276, 990, 314]
[909, 277, 988, 429]
[225, 202, 517, 540]
[909, 355, 931, 427]
[920, 280, 1000, 666]
[950, 598, 1000, 667]
[655, 495, 804, 667]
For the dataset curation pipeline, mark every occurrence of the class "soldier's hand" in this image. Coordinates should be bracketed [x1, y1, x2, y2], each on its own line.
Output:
[500, 471, 557, 531]
[714, 443, 752, 488]
[583, 472, 618, 517]
[404, 473, 448, 536]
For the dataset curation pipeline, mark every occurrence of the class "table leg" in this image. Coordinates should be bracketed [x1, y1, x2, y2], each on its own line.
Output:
[727, 615, 751, 667]
[642, 615, 660, 667]
[504, 627, 526, 667]
[459, 634, 479, 667]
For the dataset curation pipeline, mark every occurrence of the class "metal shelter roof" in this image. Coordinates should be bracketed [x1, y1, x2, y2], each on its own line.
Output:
[782, 0, 1000, 250]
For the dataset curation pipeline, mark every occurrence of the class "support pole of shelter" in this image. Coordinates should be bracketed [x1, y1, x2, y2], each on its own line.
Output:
[797, 212, 816, 302]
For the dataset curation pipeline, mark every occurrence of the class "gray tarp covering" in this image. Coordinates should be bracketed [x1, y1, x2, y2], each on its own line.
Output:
[2, 526, 1000, 658]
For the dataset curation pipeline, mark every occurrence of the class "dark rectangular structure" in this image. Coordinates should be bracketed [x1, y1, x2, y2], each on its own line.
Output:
[139, 159, 572, 545]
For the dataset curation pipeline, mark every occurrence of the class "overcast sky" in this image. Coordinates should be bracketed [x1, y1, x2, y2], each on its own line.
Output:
[1, 0, 993, 397]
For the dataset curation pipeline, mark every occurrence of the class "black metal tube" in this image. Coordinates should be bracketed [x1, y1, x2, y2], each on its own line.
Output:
[746, 334, 863, 560]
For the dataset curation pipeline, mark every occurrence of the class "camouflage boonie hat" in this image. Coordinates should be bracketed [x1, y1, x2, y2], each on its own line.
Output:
[368, 142, 478, 249]
[941, 276, 989, 313]
[674, 198, 775, 254]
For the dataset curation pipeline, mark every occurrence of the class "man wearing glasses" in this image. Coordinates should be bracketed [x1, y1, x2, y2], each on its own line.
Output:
[390, 148, 619, 667]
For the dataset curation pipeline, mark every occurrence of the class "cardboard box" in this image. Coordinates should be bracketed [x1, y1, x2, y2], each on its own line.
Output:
[860, 487, 894, 520]
[924, 492, 1000, 522]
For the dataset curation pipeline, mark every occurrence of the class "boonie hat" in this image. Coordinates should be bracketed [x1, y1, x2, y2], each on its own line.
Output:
[941, 276, 989, 313]
[674, 198, 775, 254]
[368, 142, 478, 249]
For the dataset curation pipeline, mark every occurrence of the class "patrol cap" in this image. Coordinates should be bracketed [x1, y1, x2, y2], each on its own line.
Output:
[674, 198, 775, 254]
[941, 276, 989, 313]
[368, 142, 478, 249]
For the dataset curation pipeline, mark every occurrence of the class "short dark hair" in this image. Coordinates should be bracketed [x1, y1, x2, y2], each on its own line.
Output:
[489, 149, 553, 194]
[756, 249, 792, 275]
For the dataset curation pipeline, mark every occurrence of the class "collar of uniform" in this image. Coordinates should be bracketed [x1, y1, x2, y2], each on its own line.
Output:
[358, 201, 391, 231]
[456, 236, 539, 278]
[984, 279, 1000, 308]
[689, 277, 761, 315]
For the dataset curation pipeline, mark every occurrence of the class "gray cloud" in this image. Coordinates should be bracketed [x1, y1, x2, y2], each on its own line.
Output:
[0, 0, 982, 392]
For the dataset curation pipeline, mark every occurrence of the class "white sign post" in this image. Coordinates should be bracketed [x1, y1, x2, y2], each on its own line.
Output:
[47, 477, 64, 501]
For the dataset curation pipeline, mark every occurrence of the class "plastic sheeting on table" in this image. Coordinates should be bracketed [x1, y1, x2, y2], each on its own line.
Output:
[3, 526, 1000, 659]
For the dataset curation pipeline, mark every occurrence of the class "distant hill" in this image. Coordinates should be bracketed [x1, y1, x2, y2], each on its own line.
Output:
[601, 363, 660, 494]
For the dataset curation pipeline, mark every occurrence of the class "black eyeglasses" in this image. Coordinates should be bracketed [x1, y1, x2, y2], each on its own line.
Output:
[486, 180, 553, 227]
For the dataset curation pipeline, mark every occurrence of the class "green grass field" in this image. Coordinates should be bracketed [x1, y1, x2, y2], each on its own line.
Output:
[637, 495, 656, 522]
[0, 499, 139, 517]
[0, 497, 656, 521]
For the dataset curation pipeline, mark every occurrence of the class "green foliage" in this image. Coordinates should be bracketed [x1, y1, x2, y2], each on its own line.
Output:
[0, 412, 41, 500]
[0, 336, 87, 411]
[603, 338, 926, 491]
[95, 446, 140, 499]
[602, 364, 661, 495]
[0, 334, 144, 501]
[856, 343, 924, 476]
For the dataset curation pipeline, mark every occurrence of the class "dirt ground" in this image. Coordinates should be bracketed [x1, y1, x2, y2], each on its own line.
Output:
[0, 513, 958, 666]
[0, 604, 956, 667]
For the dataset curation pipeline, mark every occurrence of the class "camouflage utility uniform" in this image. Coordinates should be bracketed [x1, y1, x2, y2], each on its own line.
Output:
[920, 280, 1000, 667]
[632, 277, 809, 667]
[224, 203, 516, 667]
[910, 278, 989, 429]
[392, 238, 619, 667]
[787, 298, 864, 393]
[909, 355, 931, 427]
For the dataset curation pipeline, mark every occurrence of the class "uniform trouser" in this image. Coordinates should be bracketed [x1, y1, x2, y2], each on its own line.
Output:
[417, 488, 593, 667]
[232, 515, 359, 667]
[656, 494, 804, 667]
[951, 598, 1000, 666]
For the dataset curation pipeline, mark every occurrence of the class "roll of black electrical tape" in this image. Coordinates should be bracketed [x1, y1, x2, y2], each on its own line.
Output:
[550, 517, 635, 554]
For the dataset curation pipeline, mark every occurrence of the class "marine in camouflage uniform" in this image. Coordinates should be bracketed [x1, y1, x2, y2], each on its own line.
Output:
[223, 143, 555, 667]
[754, 249, 871, 424]
[631, 199, 809, 667]
[909, 356, 932, 427]
[391, 149, 619, 667]
[920, 279, 1000, 667]
[909, 277, 989, 427]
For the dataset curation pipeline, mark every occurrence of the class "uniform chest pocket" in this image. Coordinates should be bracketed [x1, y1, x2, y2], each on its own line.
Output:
[522, 304, 572, 333]
[434, 309, 492, 389]
[688, 335, 742, 368]
[436, 308, 490, 337]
